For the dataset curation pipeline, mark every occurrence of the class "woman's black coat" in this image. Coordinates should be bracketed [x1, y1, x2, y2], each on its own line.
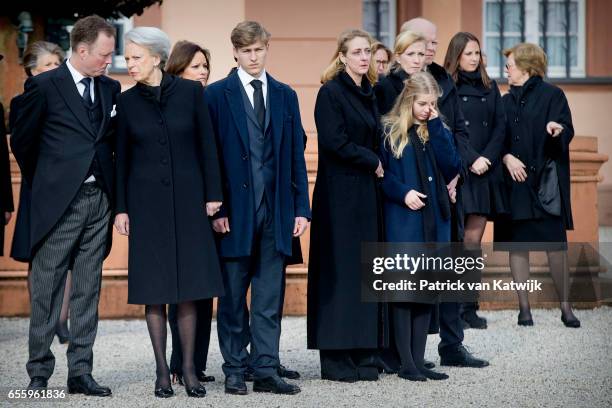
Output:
[116, 73, 224, 305]
[501, 75, 574, 229]
[455, 73, 507, 217]
[0, 102, 14, 256]
[307, 72, 387, 350]
[374, 68, 407, 115]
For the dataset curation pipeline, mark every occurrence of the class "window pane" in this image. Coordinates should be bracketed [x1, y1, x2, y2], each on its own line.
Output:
[485, 1, 501, 32]
[363, 1, 377, 34]
[540, 1, 577, 33]
[485, 36, 501, 68]
[502, 35, 522, 51]
[504, 2, 523, 33]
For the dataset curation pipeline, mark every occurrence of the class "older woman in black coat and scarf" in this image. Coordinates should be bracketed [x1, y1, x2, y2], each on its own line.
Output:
[114, 27, 224, 398]
[495, 43, 579, 328]
[307, 29, 387, 383]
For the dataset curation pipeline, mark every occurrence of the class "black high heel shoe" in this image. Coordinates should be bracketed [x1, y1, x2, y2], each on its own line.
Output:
[185, 384, 206, 398]
[154, 381, 174, 398]
[197, 371, 215, 382]
[561, 314, 581, 328]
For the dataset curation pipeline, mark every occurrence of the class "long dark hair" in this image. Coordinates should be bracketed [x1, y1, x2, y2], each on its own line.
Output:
[443, 32, 491, 88]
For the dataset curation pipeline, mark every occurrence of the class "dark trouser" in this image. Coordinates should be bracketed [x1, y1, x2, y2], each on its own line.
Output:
[27, 183, 109, 379]
[460, 302, 479, 314]
[438, 302, 464, 353]
[168, 298, 213, 375]
[320, 349, 379, 381]
[391, 303, 432, 373]
[217, 199, 285, 379]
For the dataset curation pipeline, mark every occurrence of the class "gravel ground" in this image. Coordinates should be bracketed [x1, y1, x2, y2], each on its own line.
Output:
[0, 308, 611, 408]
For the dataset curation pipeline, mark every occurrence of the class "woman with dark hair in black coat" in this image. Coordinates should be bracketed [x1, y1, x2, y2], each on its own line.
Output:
[307, 29, 386, 383]
[443, 32, 508, 329]
[496, 42, 579, 328]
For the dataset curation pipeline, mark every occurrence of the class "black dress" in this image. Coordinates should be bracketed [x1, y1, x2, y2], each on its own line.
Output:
[115, 73, 224, 304]
[307, 71, 387, 381]
[8, 95, 31, 262]
[0, 102, 14, 255]
[455, 70, 508, 218]
[494, 75, 574, 247]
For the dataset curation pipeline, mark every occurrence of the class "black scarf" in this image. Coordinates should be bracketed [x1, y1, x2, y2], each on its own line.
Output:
[410, 125, 451, 242]
[457, 70, 486, 90]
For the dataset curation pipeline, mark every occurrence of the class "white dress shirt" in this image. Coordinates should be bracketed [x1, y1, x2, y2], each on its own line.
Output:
[66, 58, 96, 183]
[237, 66, 267, 108]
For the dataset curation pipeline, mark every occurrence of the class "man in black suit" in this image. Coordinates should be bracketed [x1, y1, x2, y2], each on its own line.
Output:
[205, 21, 310, 395]
[11, 15, 121, 396]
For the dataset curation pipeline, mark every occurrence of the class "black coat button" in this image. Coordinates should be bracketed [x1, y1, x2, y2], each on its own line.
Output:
[242, 154, 248, 161]
[515, 136, 520, 141]
[482, 121, 488, 127]
[481, 97, 486, 102]
[242, 183, 248, 188]
[462, 96, 468, 102]
[161, 157, 168, 165]
[530, 166, 536, 172]
[515, 117, 519, 123]
[465, 120, 470, 126]
[158, 119, 163, 124]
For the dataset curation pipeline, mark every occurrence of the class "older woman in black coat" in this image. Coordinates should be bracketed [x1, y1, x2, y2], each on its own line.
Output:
[307, 29, 386, 383]
[114, 27, 223, 398]
[495, 43, 579, 328]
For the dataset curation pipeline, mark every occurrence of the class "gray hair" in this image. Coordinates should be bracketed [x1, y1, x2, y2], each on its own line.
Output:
[124, 27, 171, 68]
[23, 41, 65, 77]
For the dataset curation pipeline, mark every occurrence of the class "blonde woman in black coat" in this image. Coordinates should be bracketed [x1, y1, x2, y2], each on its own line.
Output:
[495, 43, 579, 328]
[307, 28, 386, 383]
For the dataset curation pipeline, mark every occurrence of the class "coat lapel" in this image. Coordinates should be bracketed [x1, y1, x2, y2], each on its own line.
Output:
[52, 63, 96, 138]
[267, 74, 284, 159]
[224, 72, 249, 150]
[343, 89, 375, 130]
[95, 77, 112, 141]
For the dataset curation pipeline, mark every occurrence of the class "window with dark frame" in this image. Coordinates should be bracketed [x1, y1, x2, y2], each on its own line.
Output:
[363, 0, 397, 48]
[483, 0, 585, 79]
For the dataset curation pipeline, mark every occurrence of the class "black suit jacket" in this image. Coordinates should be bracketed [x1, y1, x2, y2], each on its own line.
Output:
[10, 63, 121, 256]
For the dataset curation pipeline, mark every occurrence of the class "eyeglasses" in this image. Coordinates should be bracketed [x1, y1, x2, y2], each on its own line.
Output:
[505, 63, 515, 70]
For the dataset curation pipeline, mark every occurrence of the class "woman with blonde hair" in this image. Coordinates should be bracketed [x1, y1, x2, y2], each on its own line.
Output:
[380, 71, 461, 381]
[375, 30, 426, 115]
[495, 43, 579, 328]
[307, 28, 386, 382]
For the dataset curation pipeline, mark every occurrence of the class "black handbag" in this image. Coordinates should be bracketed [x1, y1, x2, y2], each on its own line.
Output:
[537, 158, 561, 216]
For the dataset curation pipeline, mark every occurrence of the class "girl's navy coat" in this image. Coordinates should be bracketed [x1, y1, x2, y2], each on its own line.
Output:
[381, 118, 461, 242]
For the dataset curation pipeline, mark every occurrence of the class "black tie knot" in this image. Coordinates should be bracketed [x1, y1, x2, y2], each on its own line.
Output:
[251, 79, 263, 90]
[80, 77, 92, 87]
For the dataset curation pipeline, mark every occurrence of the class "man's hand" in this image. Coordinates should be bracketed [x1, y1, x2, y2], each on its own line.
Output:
[212, 217, 230, 234]
[114, 213, 130, 236]
[293, 216, 309, 237]
[205, 201, 222, 217]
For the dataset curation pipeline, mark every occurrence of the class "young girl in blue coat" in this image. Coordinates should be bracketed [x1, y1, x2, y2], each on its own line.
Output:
[380, 71, 461, 381]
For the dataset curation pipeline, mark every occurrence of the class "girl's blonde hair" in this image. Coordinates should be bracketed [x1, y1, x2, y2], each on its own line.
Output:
[382, 71, 442, 158]
[321, 28, 377, 85]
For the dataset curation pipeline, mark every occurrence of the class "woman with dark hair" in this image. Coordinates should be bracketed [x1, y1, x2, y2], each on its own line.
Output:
[307, 28, 386, 382]
[443, 32, 507, 329]
[115, 27, 224, 398]
[164, 39, 215, 386]
[9, 41, 70, 344]
[496, 42, 579, 328]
